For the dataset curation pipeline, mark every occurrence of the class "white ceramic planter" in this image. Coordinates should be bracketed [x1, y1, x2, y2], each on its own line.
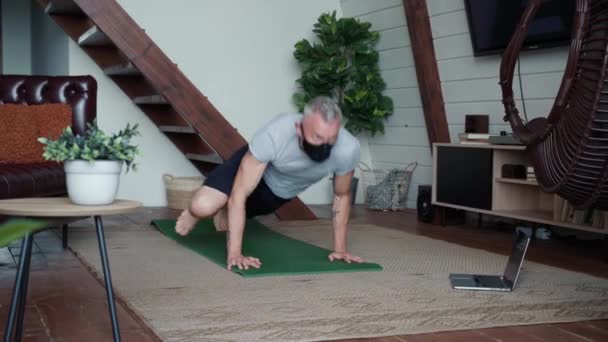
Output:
[64, 160, 123, 205]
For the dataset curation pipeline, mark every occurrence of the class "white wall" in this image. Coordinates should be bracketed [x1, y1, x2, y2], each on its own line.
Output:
[340, 0, 428, 208]
[2, 0, 32, 74]
[65, 0, 348, 205]
[429, 0, 567, 140]
[30, 1, 69, 75]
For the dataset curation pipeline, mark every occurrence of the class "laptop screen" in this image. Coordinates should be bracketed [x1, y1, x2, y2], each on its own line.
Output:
[503, 231, 531, 286]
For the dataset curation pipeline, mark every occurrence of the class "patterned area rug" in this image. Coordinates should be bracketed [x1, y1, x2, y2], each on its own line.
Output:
[67, 218, 608, 342]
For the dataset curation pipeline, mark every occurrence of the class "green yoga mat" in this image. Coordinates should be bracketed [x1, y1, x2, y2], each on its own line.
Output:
[151, 219, 382, 277]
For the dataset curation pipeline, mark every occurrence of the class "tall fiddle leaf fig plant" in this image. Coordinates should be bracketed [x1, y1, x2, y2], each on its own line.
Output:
[293, 11, 393, 136]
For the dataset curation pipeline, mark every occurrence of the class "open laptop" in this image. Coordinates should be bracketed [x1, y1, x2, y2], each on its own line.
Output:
[449, 231, 531, 292]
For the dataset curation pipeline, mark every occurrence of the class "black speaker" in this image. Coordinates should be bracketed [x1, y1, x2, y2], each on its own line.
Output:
[417, 185, 434, 223]
[501, 164, 526, 179]
[417, 185, 467, 225]
[465, 114, 489, 133]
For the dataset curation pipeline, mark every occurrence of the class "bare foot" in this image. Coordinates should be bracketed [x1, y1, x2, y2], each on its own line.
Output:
[175, 209, 199, 236]
[213, 206, 228, 232]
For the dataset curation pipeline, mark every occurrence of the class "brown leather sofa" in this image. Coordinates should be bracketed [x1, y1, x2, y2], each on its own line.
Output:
[0, 75, 97, 247]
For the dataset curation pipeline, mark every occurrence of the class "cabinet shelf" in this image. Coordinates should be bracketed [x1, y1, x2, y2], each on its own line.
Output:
[496, 209, 606, 234]
[433, 143, 607, 235]
[495, 177, 538, 186]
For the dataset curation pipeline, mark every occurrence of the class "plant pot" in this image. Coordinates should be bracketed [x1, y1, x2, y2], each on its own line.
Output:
[64, 160, 123, 205]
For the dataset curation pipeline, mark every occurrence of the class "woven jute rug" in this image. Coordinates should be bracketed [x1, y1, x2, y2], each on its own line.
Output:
[67, 218, 608, 342]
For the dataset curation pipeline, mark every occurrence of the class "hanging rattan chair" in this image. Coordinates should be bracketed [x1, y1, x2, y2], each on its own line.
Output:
[500, 0, 608, 210]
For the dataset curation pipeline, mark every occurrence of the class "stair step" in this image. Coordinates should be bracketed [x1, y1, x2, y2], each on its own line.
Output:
[159, 125, 196, 134]
[45, 0, 81, 15]
[133, 95, 168, 105]
[186, 153, 223, 165]
[104, 62, 140, 76]
[78, 26, 112, 46]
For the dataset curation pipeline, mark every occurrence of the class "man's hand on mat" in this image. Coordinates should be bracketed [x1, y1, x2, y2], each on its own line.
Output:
[227, 254, 262, 270]
[328, 251, 364, 264]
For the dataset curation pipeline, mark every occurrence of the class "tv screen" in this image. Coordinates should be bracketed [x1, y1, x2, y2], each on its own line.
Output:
[464, 0, 575, 56]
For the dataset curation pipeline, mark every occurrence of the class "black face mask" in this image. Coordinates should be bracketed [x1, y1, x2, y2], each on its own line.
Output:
[300, 124, 333, 162]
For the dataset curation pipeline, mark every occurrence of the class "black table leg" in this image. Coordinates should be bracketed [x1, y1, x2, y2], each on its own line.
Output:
[14, 234, 34, 341]
[62, 224, 68, 249]
[94, 216, 121, 342]
[3, 233, 34, 342]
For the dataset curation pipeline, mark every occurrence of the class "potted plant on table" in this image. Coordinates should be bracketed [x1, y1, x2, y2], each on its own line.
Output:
[38, 121, 140, 205]
[292, 11, 393, 203]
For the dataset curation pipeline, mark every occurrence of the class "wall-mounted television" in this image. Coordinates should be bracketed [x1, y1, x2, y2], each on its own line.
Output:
[464, 0, 575, 56]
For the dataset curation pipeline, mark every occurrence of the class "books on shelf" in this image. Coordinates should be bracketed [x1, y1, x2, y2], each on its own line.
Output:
[459, 132, 524, 146]
[553, 195, 607, 229]
[459, 140, 490, 145]
[458, 132, 491, 145]
[526, 166, 536, 181]
[459, 133, 491, 140]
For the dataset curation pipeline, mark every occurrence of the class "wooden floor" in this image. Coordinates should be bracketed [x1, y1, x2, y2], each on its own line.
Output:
[0, 205, 607, 341]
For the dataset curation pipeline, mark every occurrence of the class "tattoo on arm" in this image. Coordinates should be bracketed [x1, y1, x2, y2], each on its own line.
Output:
[332, 209, 340, 219]
[332, 195, 341, 220]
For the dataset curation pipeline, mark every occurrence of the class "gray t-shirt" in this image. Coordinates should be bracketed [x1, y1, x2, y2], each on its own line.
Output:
[248, 113, 360, 199]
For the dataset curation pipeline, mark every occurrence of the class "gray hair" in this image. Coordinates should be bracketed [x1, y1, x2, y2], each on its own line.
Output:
[303, 96, 342, 122]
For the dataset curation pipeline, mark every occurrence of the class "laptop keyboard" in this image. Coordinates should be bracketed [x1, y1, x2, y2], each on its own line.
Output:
[473, 275, 507, 288]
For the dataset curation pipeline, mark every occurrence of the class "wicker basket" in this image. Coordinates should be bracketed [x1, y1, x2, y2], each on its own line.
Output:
[163, 174, 204, 210]
[360, 161, 417, 211]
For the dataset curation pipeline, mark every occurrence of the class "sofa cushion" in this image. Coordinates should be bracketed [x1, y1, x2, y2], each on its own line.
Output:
[35, 103, 73, 141]
[0, 162, 65, 199]
[0, 104, 41, 163]
[0, 103, 72, 163]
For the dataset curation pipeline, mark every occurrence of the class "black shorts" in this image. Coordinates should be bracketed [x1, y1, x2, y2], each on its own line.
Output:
[203, 145, 291, 218]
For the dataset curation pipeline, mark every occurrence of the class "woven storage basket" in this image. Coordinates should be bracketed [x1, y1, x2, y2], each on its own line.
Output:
[360, 161, 417, 211]
[163, 174, 204, 210]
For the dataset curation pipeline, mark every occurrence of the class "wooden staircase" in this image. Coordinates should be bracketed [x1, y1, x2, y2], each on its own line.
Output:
[38, 0, 316, 220]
